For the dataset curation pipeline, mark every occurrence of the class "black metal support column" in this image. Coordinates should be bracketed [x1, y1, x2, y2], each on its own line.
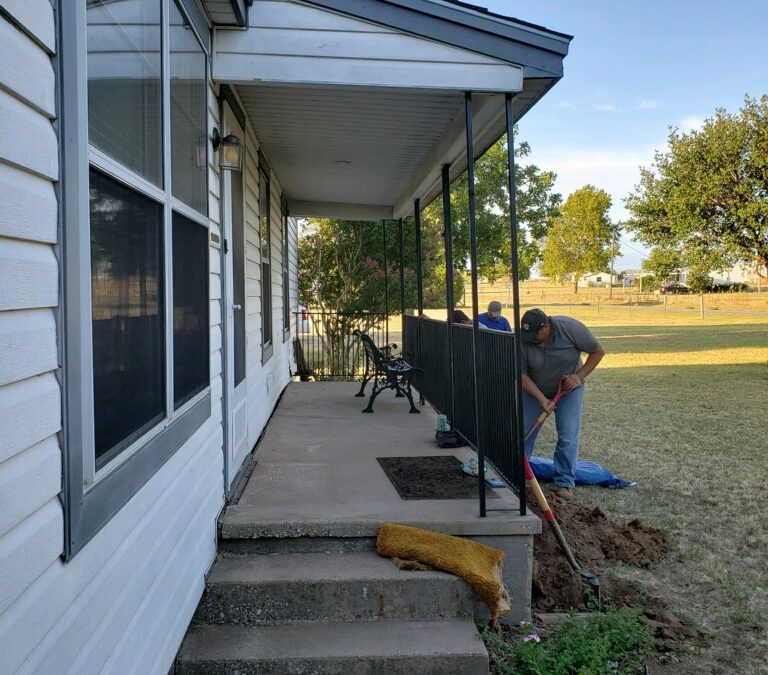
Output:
[442, 164, 456, 425]
[382, 220, 389, 345]
[506, 94, 526, 516]
[398, 218, 405, 336]
[414, 199, 424, 316]
[465, 92, 486, 517]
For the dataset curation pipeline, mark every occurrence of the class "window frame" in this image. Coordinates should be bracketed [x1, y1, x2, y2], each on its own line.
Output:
[258, 157, 273, 363]
[281, 198, 291, 342]
[59, 0, 212, 559]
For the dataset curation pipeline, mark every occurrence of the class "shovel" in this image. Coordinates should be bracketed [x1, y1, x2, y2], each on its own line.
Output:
[523, 377, 601, 602]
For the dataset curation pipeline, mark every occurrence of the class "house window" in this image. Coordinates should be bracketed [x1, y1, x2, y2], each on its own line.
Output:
[60, 0, 211, 557]
[90, 169, 166, 469]
[259, 166, 273, 357]
[282, 205, 290, 339]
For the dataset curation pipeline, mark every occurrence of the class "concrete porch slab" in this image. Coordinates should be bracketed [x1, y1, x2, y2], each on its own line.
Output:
[223, 382, 540, 539]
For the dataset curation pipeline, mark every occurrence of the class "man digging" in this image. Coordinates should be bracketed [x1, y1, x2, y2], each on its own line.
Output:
[520, 309, 605, 498]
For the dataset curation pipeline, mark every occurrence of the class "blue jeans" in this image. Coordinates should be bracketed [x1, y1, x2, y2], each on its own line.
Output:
[522, 385, 585, 488]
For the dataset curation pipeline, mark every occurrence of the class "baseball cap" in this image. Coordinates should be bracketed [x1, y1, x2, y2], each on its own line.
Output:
[487, 300, 502, 319]
[520, 308, 549, 342]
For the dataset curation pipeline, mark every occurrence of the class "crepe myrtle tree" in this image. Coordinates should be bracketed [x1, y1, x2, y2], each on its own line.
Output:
[298, 217, 458, 375]
[625, 95, 768, 282]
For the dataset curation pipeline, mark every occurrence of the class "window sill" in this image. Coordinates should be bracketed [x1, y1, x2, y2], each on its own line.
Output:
[262, 342, 273, 365]
[283, 327, 290, 343]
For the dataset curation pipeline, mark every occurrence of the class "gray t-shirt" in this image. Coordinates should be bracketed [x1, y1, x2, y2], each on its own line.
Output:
[520, 316, 600, 398]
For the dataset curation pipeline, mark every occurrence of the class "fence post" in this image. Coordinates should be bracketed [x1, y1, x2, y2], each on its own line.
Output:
[700, 293, 704, 319]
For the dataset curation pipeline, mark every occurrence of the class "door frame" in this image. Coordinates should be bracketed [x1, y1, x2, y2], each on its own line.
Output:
[219, 95, 249, 496]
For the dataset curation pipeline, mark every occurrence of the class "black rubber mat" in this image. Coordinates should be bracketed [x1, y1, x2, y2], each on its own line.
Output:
[376, 455, 499, 500]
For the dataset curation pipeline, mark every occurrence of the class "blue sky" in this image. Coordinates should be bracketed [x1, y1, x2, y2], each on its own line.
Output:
[480, 0, 768, 269]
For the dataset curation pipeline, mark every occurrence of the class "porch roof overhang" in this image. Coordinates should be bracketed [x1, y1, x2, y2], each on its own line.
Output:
[212, 0, 571, 220]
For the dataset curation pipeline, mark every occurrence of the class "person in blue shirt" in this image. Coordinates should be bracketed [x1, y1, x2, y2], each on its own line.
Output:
[478, 300, 511, 332]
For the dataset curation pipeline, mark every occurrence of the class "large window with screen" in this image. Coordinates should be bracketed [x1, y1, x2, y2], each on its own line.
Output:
[85, 0, 209, 472]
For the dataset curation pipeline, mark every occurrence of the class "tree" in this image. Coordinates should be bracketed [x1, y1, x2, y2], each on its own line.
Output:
[423, 132, 561, 282]
[298, 217, 455, 374]
[625, 95, 768, 279]
[642, 246, 682, 282]
[540, 186, 615, 293]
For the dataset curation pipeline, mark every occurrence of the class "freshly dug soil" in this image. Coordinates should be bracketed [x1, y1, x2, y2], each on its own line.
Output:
[528, 487, 702, 643]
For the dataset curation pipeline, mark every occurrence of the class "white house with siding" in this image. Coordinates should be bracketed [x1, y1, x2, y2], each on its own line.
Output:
[0, 0, 570, 672]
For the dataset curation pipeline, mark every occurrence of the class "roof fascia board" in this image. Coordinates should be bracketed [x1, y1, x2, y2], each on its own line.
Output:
[302, 0, 569, 78]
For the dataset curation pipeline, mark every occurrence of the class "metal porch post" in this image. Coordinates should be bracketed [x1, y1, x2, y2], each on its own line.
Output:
[398, 218, 405, 336]
[465, 92, 486, 517]
[442, 164, 456, 425]
[382, 220, 389, 345]
[414, 199, 424, 316]
[414, 200, 425, 404]
[506, 93, 527, 517]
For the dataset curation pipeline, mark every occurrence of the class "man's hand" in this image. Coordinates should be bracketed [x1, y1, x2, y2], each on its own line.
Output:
[539, 397, 555, 414]
[562, 374, 583, 392]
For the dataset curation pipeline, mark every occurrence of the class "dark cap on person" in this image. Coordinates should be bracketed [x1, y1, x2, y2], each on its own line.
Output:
[487, 300, 502, 319]
[520, 308, 549, 342]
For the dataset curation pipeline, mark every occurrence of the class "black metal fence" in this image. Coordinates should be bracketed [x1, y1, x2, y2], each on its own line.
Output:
[294, 310, 387, 381]
[404, 314, 525, 511]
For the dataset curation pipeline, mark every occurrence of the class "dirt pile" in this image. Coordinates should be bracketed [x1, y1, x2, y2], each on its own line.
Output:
[528, 487, 701, 643]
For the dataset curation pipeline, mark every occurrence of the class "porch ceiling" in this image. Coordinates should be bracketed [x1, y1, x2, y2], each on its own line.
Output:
[236, 84, 469, 219]
[235, 79, 555, 220]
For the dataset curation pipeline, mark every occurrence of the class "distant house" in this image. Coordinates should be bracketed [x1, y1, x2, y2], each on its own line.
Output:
[578, 272, 619, 288]
[670, 263, 765, 286]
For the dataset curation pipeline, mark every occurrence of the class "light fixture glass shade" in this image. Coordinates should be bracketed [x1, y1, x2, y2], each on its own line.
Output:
[219, 134, 243, 171]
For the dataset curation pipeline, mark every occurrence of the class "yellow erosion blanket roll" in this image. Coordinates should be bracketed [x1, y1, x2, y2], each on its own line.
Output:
[376, 523, 510, 623]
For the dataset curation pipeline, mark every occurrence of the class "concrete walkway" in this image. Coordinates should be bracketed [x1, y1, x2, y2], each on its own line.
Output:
[224, 381, 540, 539]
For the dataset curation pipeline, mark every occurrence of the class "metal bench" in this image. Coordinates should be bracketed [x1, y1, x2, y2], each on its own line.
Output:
[353, 330, 421, 414]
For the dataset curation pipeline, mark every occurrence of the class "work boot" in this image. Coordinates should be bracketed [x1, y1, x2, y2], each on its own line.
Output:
[554, 486, 574, 499]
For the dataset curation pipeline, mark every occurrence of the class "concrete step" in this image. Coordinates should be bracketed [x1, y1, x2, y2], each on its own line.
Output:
[176, 618, 489, 675]
[194, 551, 474, 625]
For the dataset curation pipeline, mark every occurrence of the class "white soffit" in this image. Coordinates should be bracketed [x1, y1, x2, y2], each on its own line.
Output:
[213, 0, 523, 92]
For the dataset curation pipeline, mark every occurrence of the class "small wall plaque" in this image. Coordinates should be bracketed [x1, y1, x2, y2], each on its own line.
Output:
[210, 231, 221, 249]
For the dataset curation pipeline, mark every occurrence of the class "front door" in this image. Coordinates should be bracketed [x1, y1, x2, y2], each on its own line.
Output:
[222, 103, 248, 491]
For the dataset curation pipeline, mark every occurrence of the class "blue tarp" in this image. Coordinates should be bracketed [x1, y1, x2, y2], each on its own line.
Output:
[528, 457, 636, 489]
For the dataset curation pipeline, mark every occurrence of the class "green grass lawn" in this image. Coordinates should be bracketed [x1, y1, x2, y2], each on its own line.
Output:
[532, 315, 768, 673]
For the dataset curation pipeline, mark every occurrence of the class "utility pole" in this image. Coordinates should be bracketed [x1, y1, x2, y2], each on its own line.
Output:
[609, 226, 617, 299]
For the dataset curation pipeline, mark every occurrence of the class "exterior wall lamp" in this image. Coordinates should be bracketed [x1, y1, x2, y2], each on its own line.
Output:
[211, 127, 243, 171]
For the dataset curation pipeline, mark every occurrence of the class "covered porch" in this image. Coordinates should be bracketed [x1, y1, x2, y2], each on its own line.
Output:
[223, 381, 539, 541]
[212, 0, 572, 515]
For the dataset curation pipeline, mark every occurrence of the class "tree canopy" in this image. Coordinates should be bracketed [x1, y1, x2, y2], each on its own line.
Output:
[424, 133, 561, 283]
[540, 185, 615, 293]
[298, 216, 458, 314]
[625, 95, 768, 278]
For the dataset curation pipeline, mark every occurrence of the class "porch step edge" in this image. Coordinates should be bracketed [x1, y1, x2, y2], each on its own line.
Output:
[176, 618, 489, 675]
[220, 511, 542, 540]
[194, 551, 474, 625]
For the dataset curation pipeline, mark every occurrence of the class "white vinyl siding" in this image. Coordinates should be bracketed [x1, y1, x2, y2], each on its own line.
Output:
[237, 107, 293, 456]
[0, 5, 225, 673]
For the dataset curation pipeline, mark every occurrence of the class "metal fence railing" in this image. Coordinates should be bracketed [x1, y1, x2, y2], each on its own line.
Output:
[404, 314, 525, 512]
[294, 310, 387, 381]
